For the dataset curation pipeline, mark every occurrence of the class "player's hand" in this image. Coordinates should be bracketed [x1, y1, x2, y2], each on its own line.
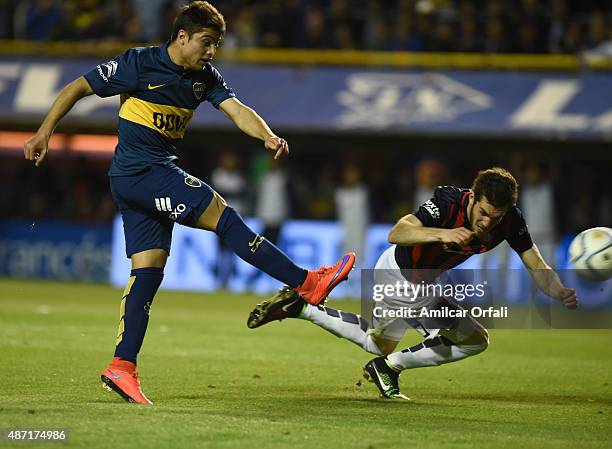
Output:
[264, 136, 289, 160]
[24, 132, 49, 167]
[556, 287, 578, 309]
[440, 227, 475, 246]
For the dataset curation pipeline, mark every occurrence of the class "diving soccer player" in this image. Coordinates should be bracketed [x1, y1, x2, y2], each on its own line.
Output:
[23, 1, 354, 404]
[247, 167, 578, 399]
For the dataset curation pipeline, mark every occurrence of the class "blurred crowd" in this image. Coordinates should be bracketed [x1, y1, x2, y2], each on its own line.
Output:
[1, 0, 611, 54]
[2, 148, 610, 245]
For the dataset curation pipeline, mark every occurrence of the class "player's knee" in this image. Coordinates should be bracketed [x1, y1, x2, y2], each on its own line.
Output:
[196, 191, 227, 231]
[471, 339, 488, 356]
[474, 327, 489, 350]
[131, 249, 168, 269]
[464, 328, 489, 355]
[459, 323, 489, 345]
[452, 327, 489, 357]
[479, 327, 490, 346]
[213, 205, 241, 237]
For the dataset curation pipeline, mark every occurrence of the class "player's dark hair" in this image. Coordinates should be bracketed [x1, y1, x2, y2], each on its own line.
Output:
[471, 167, 518, 211]
[170, 1, 226, 41]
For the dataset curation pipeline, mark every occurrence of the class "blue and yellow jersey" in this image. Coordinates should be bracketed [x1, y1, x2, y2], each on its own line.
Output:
[84, 43, 235, 176]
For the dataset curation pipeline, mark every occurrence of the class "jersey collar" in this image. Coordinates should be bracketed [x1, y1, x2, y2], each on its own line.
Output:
[161, 41, 186, 73]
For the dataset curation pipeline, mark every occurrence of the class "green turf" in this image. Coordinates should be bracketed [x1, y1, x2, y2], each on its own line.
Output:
[0, 278, 610, 449]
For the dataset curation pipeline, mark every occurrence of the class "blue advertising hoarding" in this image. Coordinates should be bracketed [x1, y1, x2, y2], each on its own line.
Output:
[0, 219, 111, 282]
[1, 56, 611, 139]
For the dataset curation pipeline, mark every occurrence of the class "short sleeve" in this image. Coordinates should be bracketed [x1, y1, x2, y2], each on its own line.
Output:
[83, 49, 139, 98]
[413, 187, 454, 227]
[204, 65, 235, 108]
[506, 207, 534, 254]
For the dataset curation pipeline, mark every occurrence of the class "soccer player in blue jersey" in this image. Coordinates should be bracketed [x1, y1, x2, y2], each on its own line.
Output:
[23, 1, 354, 404]
[248, 168, 578, 399]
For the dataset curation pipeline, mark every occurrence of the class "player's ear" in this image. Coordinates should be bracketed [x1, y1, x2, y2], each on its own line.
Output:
[177, 30, 188, 46]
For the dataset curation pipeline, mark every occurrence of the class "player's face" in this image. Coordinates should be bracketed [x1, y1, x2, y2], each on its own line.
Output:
[470, 196, 506, 236]
[180, 29, 221, 70]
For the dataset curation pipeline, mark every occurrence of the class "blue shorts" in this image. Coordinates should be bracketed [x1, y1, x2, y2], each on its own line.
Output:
[109, 163, 214, 257]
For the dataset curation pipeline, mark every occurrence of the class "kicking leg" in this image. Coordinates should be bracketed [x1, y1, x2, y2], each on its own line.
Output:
[197, 193, 354, 305]
[199, 194, 307, 289]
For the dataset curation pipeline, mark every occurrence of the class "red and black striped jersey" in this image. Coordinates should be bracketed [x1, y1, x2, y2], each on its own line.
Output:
[395, 186, 533, 272]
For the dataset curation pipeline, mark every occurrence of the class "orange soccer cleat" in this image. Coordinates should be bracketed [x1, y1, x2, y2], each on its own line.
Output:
[294, 252, 356, 305]
[101, 357, 152, 405]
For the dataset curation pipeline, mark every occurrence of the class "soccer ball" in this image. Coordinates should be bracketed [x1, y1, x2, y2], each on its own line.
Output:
[568, 227, 612, 281]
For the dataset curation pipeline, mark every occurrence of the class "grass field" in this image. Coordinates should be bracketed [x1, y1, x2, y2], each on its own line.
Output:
[0, 278, 610, 449]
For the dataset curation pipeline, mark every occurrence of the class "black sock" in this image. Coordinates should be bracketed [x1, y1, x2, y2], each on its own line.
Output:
[114, 267, 163, 363]
[215, 207, 307, 287]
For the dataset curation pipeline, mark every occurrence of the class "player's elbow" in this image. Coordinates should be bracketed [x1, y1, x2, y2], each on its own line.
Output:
[388, 215, 422, 244]
[388, 233, 399, 245]
[388, 224, 406, 244]
[388, 218, 413, 244]
[387, 226, 399, 244]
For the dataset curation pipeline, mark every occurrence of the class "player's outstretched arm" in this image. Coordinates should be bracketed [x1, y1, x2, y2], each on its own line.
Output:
[519, 244, 579, 309]
[388, 214, 474, 246]
[24, 76, 94, 167]
[219, 97, 288, 160]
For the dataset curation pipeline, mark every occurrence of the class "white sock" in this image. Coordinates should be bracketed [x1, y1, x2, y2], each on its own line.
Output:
[300, 304, 383, 355]
[386, 336, 488, 371]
